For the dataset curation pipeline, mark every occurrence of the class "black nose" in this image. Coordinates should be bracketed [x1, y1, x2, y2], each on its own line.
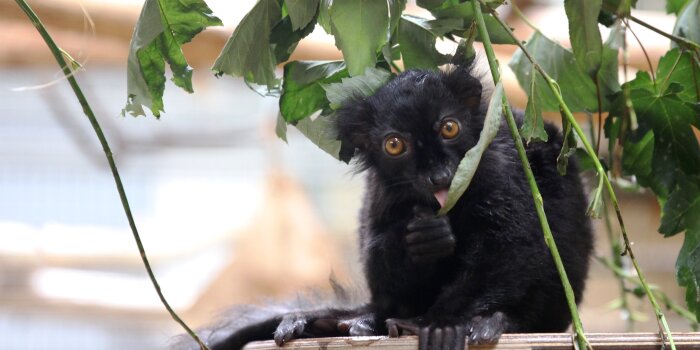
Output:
[429, 170, 452, 188]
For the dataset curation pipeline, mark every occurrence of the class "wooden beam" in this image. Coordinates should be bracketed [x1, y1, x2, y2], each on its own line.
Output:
[244, 333, 700, 350]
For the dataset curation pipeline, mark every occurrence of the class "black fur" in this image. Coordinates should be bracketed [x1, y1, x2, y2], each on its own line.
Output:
[191, 64, 593, 350]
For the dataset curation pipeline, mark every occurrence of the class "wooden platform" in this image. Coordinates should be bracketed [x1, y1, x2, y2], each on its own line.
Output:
[245, 333, 700, 350]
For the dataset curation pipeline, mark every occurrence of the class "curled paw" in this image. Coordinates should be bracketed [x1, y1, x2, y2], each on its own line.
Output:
[386, 318, 466, 350]
[337, 313, 377, 336]
[405, 206, 456, 264]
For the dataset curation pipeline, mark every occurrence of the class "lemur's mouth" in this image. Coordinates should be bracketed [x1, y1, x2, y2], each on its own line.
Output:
[434, 189, 449, 208]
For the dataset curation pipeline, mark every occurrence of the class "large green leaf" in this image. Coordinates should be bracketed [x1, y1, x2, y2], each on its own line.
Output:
[660, 176, 700, 236]
[676, 227, 700, 320]
[597, 22, 622, 99]
[389, 0, 408, 36]
[509, 32, 601, 112]
[323, 67, 393, 109]
[212, 0, 283, 90]
[285, 0, 319, 30]
[329, 0, 389, 76]
[656, 48, 700, 104]
[270, 15, 317, 64]
[123, 0, 222, 117]
[317, 0, 333, 34]
[398, 16, 448, 70]
[280, 61, 348, 123]
[673, 0, 700, 47]
[564, 0, 603, 77]
[439, 82, 504, 215]
[602, 0, 638, 15]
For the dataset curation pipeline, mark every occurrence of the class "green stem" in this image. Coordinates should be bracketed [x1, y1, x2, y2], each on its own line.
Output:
[602, 199, 635, 331]
[484, 6, 677, 349]
[627, 13, 700, 51]
[14, 1, 209, 349]
[472, 1, 590, 349]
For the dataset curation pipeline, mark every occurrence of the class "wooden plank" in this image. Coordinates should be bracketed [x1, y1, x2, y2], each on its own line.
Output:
[244, 333, 700, 350]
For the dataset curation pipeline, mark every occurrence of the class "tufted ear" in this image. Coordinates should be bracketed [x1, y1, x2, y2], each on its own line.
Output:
[442, 65, 483, 114]
[334, 98, 375, 163]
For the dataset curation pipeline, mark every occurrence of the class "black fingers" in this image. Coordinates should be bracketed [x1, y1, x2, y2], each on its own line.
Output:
[386, 318, 467, 350]
[467, 312, 507, 345]
[337, 313, 377, 336]
[405, 207, 456, 264]
[273, 314, 306, 346]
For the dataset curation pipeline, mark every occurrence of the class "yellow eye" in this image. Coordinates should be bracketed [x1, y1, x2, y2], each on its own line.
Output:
[384, 136, 406, 156]
[440, 119, 460, 139]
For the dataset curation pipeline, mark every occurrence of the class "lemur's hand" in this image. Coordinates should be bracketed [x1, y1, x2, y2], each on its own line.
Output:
[405, 205, 455, 264]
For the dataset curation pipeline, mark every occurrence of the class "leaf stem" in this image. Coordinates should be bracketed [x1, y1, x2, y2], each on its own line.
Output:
[472, 1, 590, 349]
[14, 1, 209, 349]
[626, 13, 700, 51]
[483, 5, 677, 349]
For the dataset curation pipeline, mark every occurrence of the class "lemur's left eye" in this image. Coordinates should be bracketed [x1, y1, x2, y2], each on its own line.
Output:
[440, 119, 460, 139]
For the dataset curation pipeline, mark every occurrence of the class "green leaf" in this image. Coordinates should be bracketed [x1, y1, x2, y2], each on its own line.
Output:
[323, 67, 392, 109]
[602, 0, 638, 16]
[398, 16, 448, 70]
[280, 61, 348, 123]
[430, 3, 516, 44]
[587, 176, 605, 218]
[564, 0, 603, 77]
[285, 0, 319, 30]
[270, 14, 317, 64]
[509, 32, 602, 112]
[660, 176, 700, 236]
[295, 113, 342, 159]
[656, 48, 700, 104]
[622, 130, 654, 179]
[557, 114, 578, 176]
[597, 22, 622, 98]
[317, 0, 333, 34]
[520, 67, 549, 144]
[676, 227, 700, 320]
[329, 0, 389, 76]
[667, 0, 692, 15]
[631, 86, 700, 182]
[439, 82, 504, 215]
[276, 112, 288, 142]
[389, 0, 408, 36]
[673, 0, 700, 48]
[123, 0, 222, 117]
[212, 0, 283, 90]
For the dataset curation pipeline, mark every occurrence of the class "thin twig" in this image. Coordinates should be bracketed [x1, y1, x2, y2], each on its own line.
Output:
[473, 1, 590, 349]
[627, 13, 700, 51]
[13, 1, 209, 349]
[483, 5, 678, 350]
[623, 18, 656, 87]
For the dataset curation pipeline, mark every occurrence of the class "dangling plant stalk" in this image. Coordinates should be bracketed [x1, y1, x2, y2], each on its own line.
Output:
[13, 1, 209, 349]
[481, 2, 677, 348]
[470, 1, 591, 349]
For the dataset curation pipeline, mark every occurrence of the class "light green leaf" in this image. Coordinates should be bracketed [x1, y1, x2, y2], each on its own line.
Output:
[586, 176, 604, 218]
[285, 0, 319, 30]
[398, 16, 448, 70]
[439, 82, 504, 215]
[280, 61, 348, 122]
[329, 0, 389, 76]
[389, 0, 408, 36]
[123, 0, 222, 117]
[520, 67, 549, 143]
[509, 31, 602, 112]
[317, 0, 333, 34]
[676, 227, 700, 320]
[667, 0, 692, 15]
[270, 15, 317, 64]
[564, 0, 603, 77]
[602, 0, 638, 16]
[673, 0, 700, 47]
[212, 0, 283, 90]
[597, 22, 622, 98]
[323, 67, 392, 109]
[622, 130, 654, 179]
[295, 114, 342, 159]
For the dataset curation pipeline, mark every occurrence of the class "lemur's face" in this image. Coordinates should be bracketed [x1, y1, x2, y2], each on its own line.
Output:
[335, 68, 484, 208]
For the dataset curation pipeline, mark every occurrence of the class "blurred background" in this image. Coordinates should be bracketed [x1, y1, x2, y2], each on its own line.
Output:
[0, 0, 693, 349]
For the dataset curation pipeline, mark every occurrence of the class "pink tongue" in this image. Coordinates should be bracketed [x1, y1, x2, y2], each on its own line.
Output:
[434, 189, 449, 208]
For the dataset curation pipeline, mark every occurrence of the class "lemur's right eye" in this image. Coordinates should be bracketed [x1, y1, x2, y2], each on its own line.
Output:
[384, 136, 406, 156]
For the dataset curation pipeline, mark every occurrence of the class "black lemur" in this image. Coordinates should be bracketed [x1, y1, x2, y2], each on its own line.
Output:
[202, 62, 593, 350]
